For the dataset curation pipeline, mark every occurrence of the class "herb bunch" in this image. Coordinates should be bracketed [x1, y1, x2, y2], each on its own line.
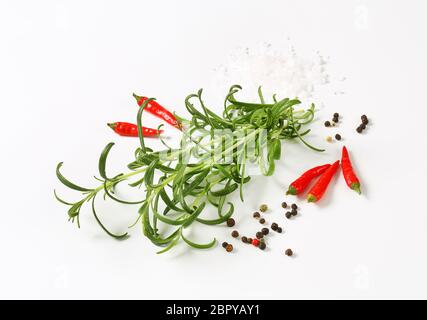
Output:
[55, 85, 323, 253]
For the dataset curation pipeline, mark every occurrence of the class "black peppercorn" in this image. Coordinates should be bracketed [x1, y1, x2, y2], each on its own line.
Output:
[362, 118, 369, 125]
[253, 212, 260, 219]
[335, 134, 342, 141]
[281, 201, 288, 209]
[271, 222, 278, 229]
[222, 242, 228, 248]
[356, 126, 363, 133]
[259, 218, 266, 224]
[291, 209, 298, 216]
[361, 115, 368, 121]
[285, 249, 293, 256]
[285, 211, 292, 219]
[277, 227, 283, 233]
[261, 227, 269, 235]
[231, 230, 239, 238]
[333, 112, 339, 118]
[360, 123, 366, 130]
[241, 236, 248, 243]
[226, 218, 235, 227]
[256, 232, 263, 239]
[324, 121, 331, 127]
[259, 242, 266, 250]
[247, 238, 253, 243]
[291, 203, 298, 210]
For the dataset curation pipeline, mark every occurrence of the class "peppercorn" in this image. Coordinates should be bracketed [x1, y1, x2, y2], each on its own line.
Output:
[271, 222, 278, 229]
[259, 242, 266, 250]
[291, 203, 298, 210]
[253, 211, 260, 219]
[252, 239, 260, 247]
[285, 249, 293, 256]
[222, 242, 228, 248]
[259, 218, 266, 224]
[324, 121, 331, 127]
[256, 232, 263, 239]
[335, 134, 342, 141]
[261, 227, 269, 235]
[360, 123, 366, 130]
[291, 209, 298, 216]
[225, 244, 233, 252]
[281, 201, 288, 209]
[362, 118, 369, 125]
[361, 115, 368, 121]
[356, 126, 363, 133]
[231, 230, 239, 238]
[285, 211, 292, 219]
[247, 237, 253, 243]
[259, 204, 268, 212]
[333, 113, 339, 118]
[332, 117, 338, 123]
[226, 218, 235, 227]
[241, 236, 248, 243]
[277, 227, 283, 233]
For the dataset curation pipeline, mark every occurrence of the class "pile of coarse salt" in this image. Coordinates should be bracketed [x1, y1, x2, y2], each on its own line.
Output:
[210, 43, 334, 105]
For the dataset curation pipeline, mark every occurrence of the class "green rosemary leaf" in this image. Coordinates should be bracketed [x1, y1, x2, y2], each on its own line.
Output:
[91, 195, 128, 239]
[156, 232, 181, 254]
[258, 86, 265, 104]
[209, 182, 238, 197]
[56, 162, 93, 192]
[137, 97, 155, 152]
[196, 202, 234, 225]
[159, 187, 184, 213]
[182, 202, 206, 228]
[151, 229, 180, 246]
[53, 190, 73, 206]
[183, 169, 209, 196]
[68, 199, 85, 218]
[181, 232, 216, 249]
[269, 139, 281, 161]
[128, 176, 145, 187]
[98, 142, 117, 181]
[103, 182, 145, 205]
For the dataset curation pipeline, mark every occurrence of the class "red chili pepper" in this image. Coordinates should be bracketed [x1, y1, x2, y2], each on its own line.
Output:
[252, 238, 260, 247]
[107, 122, 162, 137]
[286, 164, 331, 195]
[133, 94, 181, 130]
[341, 146, 361, 194]
[307, 160, 340, 202]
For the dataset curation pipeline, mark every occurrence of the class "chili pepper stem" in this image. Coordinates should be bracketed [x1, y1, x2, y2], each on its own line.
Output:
[286, 186, 297, 195]
[307, 194, 317, 202]
[107, 123, 116, 130]
[132, 93, 142, 101]
[351, 182, 361, 195]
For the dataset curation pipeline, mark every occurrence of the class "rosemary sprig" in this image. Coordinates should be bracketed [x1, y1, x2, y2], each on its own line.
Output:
[55, 85, 323, 253]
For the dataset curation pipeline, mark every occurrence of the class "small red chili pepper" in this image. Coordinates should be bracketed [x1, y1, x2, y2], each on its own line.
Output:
[107, 122, 162, 137]
[133, 94, 181, 130]
[252, 238, 260, 247]
[286, 164, 331, 195]
[341, 146, 361, 194]
[307, 160, 340, 202]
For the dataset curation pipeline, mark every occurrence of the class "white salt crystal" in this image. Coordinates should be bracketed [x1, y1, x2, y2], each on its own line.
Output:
[210, 42, 333, 105]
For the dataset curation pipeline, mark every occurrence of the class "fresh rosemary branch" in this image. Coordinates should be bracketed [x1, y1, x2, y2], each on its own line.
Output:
[55, 85, 323, 253]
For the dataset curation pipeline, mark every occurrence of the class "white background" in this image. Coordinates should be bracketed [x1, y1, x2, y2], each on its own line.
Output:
[1, 0, 427, 299]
